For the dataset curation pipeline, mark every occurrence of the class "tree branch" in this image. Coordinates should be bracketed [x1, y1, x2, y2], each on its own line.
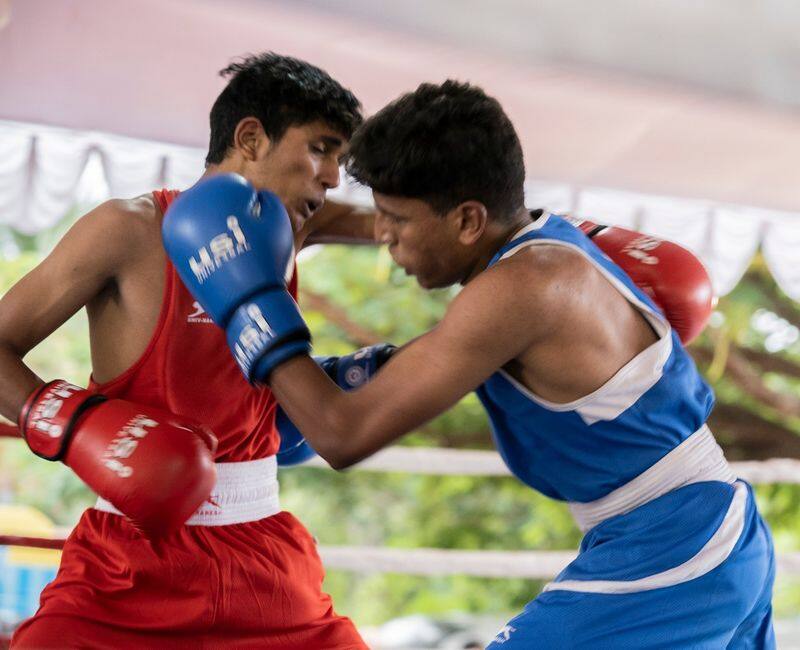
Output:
[709, 403, 800, 460]
[691, 347, 800, 417]
[691, 342, 800, 381]
[299, 289, 384, 347]
[737, 347, 800, 380]
[741, 268, 800, 326]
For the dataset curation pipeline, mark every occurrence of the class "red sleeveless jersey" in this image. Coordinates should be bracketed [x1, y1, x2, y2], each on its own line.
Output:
[88, 189, 297, 462]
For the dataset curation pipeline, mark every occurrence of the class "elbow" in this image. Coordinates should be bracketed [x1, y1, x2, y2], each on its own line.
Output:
[326, 455, 357, 472]
[313, 405, 369, 471]
[317, 444, 361, 472]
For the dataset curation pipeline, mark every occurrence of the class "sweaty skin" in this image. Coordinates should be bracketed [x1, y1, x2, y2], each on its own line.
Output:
[269, 194, 658, 469]
[0, 120, 371, 423]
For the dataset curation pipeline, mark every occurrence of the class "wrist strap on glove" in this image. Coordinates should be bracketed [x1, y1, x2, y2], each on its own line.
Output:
[19, 380, 107, 461]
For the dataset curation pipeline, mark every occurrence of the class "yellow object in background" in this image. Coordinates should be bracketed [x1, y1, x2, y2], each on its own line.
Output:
[0, 504, 61, 567]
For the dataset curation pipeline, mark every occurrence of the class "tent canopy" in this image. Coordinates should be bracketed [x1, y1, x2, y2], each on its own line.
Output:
[2, 0, 800, 211]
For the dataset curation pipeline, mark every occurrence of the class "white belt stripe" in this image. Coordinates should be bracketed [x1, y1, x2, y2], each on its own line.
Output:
[569, 426, 736, 532]
[94, 456, 281, 526]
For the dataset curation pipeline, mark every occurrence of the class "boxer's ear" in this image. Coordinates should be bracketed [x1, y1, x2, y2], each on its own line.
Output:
[233, 117, 269, 162]
[449, 201, 488, 246]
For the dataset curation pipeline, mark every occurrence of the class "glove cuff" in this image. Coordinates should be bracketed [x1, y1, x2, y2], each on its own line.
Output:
[563, 216, 605, 238]
[19, 380, 107, 461]
[226, 289, 311, 383]
[252, 339, 312, 383]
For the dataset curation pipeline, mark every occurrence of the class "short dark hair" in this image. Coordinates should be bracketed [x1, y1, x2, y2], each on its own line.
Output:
[206, 52, 362, 165]
[346, 80, 525, 220]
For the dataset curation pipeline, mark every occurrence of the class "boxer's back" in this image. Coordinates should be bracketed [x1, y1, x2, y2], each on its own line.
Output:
[476, 214, 717, 504]
[84, 193, 166, 385]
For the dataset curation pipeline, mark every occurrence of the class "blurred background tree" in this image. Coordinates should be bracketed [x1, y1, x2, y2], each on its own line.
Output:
[2, 218, 800, 627]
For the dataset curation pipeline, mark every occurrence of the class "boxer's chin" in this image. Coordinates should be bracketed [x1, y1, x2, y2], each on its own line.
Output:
[287, 209, 306, 233]
[396, 258, 437, 289]
[413, 271, 436, 290]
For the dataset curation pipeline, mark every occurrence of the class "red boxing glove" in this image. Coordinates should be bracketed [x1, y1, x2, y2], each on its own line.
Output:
[568, 218, 715, 344]
[19, 380, 217, 537]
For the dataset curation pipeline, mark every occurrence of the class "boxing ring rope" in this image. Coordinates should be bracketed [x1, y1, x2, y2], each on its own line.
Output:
[303, 445, 800, 484]
[0, 536, 64, 551]
[4, 417, 800, 570]
[2, 537, 800, 580]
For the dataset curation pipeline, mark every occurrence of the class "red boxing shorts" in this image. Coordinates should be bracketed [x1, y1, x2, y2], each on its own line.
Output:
[11, 460, 365, 649]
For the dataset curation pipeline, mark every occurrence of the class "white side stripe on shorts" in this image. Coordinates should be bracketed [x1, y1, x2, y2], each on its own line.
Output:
[543, 481, 747, 594]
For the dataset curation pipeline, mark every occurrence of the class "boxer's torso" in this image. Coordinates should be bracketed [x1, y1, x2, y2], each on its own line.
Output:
[83, 190, 283, 461]
[477, 214, 715, 503]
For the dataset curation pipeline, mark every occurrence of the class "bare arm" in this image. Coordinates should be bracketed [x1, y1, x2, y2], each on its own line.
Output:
[0, 200, 141, 421]
[298, 199, 376, 248]
[270, 255, 564, 468]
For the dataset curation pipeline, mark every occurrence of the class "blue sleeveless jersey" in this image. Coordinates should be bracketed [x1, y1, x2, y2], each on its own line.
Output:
[476, 214, 714, 503]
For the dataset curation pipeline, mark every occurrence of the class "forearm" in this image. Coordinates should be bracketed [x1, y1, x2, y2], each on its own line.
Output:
[269, 355, 394, 469]
[300, 201, 376, 248]
[0, 342, 42, 422]
[269, 335, 476, 469]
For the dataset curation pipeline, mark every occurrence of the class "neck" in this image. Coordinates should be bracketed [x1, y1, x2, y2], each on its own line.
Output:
[460, 207, 533, 285]
[200, 160, 243, 183]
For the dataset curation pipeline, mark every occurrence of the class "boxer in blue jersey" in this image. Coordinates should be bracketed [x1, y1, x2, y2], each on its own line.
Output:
[166, 81, 775, 649]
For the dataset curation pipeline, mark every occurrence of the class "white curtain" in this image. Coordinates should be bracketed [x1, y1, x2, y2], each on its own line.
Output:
[529, 184, 800, 300]
[2, 119, 800, 301]
[0, 120, 205, 236]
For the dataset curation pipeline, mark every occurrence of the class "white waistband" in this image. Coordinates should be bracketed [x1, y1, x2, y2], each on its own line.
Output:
[94, 456, 280, 526]
[569, 426, 736, 532]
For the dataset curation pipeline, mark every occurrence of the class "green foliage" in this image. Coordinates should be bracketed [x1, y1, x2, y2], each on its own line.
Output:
[0, 439, 93, 526]
[299, 245, 454, 350]
[0, 252, 92, 387]
[279, 467, 570, 624]
[0, 251, 95, 526]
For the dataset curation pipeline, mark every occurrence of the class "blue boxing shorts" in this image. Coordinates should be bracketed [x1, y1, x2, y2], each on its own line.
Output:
[487, 481, 774, 649]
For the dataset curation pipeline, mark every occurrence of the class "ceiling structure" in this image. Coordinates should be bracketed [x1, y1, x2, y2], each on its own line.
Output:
[1, 0, 798, 211]
[296, 0, 800, 107]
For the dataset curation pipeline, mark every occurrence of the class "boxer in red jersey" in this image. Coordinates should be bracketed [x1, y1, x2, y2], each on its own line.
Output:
[0, 53, 371, 648]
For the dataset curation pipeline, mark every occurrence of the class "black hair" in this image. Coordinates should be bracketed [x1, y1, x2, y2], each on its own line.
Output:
[206, 52, 362, 165]
[346, 80, 525, 220]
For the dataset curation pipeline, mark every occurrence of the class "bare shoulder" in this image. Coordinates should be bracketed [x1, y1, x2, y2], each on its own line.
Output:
[440, 243, 593, 354]
[462, 243, 587, 310]
[501, 240, 590, 277]
[92, 193, 160, 239]
[72, 194, 161, 259]
[0, 194, 163, 356]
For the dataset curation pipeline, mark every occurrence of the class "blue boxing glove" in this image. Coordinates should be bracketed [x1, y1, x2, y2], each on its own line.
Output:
[162, 174, 310, 382]
[315, 343, 397, 390]
[276, 344, 396, 466]
[275, 419, 318, 466]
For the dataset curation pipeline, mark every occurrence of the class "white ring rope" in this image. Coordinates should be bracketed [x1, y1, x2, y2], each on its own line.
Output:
[316, 546, 800, 580]
[318, 546, 578, 579]
[303, 446, 800, 484]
